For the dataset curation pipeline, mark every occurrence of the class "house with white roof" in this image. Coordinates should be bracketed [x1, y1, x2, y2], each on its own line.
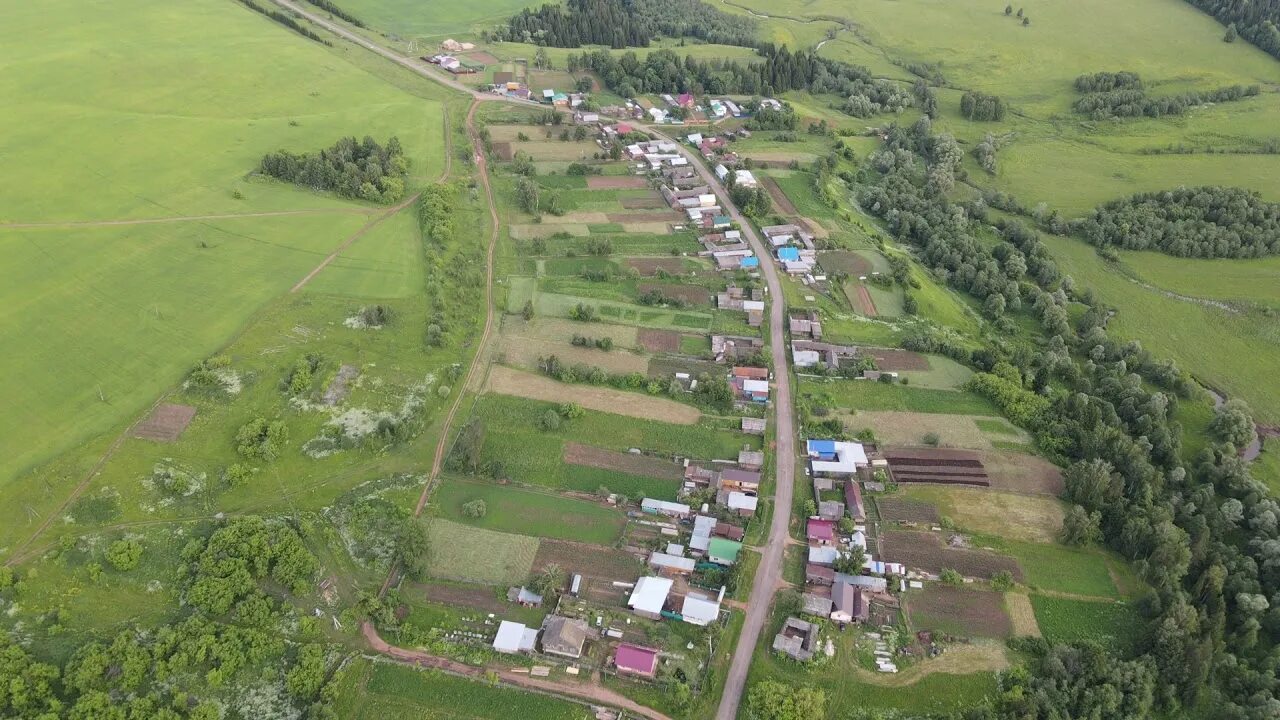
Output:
[628, 576, 674, 620]
[681, 586, 725, 626]
[806, 439, 869, 478]
[493, 621, 539, 654]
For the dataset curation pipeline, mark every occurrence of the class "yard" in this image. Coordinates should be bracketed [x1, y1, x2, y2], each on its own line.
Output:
[431, 478, 627, 545]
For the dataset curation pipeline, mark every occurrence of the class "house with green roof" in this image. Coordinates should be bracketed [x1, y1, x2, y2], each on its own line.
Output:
[707, 538, 742, 566]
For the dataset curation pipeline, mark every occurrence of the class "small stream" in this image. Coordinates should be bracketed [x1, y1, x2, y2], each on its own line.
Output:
[1205, 387, 1263, 461]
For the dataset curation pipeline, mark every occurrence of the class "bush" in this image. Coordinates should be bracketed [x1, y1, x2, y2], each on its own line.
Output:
[991, 570, 1015, 592]
[538, 409, 563, 431]
[223, 463, 254, 487]
[235, 418, 289, 461]
[940, 568, 964, 586]
[105, 538, 143, 571]
[462, 499, 488, 519]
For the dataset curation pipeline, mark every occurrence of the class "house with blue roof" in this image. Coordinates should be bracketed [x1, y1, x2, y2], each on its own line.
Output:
[777, 247, 800, 262]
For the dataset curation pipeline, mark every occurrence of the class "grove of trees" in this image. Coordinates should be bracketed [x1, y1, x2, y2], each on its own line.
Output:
[260, 136, 408, 203]
[492, 0, 757, 48]
[1072, 71, 1259, 118]
[1182, 0, 1280, 61]
[1077, 186, 1280, 257]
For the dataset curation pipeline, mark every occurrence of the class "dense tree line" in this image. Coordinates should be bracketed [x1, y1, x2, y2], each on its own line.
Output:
[492, 0, 756, 48]
[302, 0, 365, 27]
[235, 0, 331, 45]
[854, 121, 1280, 718]
[261, 136, 407, 204]
[1072, 72, 1259, 119]
[1076, 186, 1280, 257]
[959, 91, 1007, 121]
[1182, 0, 1280, 60]
[569, 45, 910, 115]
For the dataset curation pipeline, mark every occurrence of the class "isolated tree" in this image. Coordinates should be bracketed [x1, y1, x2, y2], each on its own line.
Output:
[1005, 4, 1013, 14]
[1022, 16, 1030, 26]
[991, 570, 1015, 592]
[516, 177, 540, 214]
[1061, 505, 1102, 546]
[531, 563, 566, 597]
[521, 300, 535, 320]
[397, 519, 431, 580]
[105, 538, 143, 571]
[940, 568, 964, 586]
[748, 680, 826, 720]
[1224, 23, 1237, 43]
[462, 499, 488, 519]
[538, 408, 562, 431]
[1209, 399, 1256, 449]
[1016, 7, 1023, 16]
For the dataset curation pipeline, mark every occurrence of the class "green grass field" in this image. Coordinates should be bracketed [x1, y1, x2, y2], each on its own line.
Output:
[1001, 540, 1121, 600]
[336, 660, 590, 720]
[1030, 595, 1143, 654]
[432, 477, 626, 544]
[0, 0, 450, 489]
[424, 519, 540, 585]
[802, 378, 1000, 416]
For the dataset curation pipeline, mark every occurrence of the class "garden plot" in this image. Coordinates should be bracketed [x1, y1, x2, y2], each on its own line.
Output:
[863, 348, 930, 371]
[485, 366, 701, 424]
[637, 282, 712, 307]
[495, 335, 649, 375]
[533, 539, 644, 603]
[587, 176, 649, 189]
[637, 329, 681, 353]
[904, 486, 1065, 544]
[820, 250, 885, 276]
[876, 497, 941, 524]
[884, 447, 990, 487]
[882, 529, 1024, 581]
[502, 315, 641, 349]
[847, 411, 1029, 451]
[433, 478, 626, 545]
[909, 586, 1012, 639]
[1004, 593, 1041, 637]
[424, 519, 539, 585]
[980, 450, 1064, 496]
[619, 196, 668, 209]
[624, 258, 696, 276]
[563, 442, 684, 480]
[132, 403, 197, 442]
[509, 223, 589, 239]
[407, 580, 516, 617]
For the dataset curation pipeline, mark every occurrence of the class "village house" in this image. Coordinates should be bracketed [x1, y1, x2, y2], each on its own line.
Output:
[737, 448, 765, 470]
[806, 563, 836, 586]
[706, 538, 742, 566]
[788, 309, 823, 339]
[801, 592, 834, 618]
[492, 620, 539, 654]
[439, 38, 474, 52]
[540, 615, 590, 659]
[614, 644, 660, 678]
[845, 479, 866, 521]
[648, 551, 696, 577]
[807, 517, 836, 546]
[807, 545, 840, 567]
[718, 466, 762, 493]
[807, 439, 869, 478]
[641, 498, 691, 518]
[677, 92, 695, 108]
[761, 223, 815, 249]
[711, 334, 763, 363]
[772, 617, 819, 662]
[689, 514, 717, 554]
[628, 576, 673, 620]
[680, 586, 725, 626]
[830, 581, 869, 625]
[714, 522, 746, 541]
[507, 586, 543, 607]
[733, 169, 759, 188]
[741, 416, 767, 435]
[818, 499, 844, 520]
[724, 491, 759, 517]
[791, 340, 860, 371]
[835, 573, 889, 593]
[732, 376, 769, 403]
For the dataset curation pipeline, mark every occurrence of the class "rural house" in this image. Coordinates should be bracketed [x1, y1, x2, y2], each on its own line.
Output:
[806, 564, 836, 586]
[707, 538, 742, 566]
[628, 576, 673, 620]
[741, 417, 766, 435]
[772, 617, 819, 662]
[830, 581, 870, 625]
[737, 449, 765, 470]
[492, 621, 538, 654]
[718, 467, 762, 493]
[641, 498, 691, 518]
[807, 439, 869, 478]
[724, 491, 759, 516]
[540, 615, 590, 659]
[507, 586, 543, 607]
[808, 546, 840, 566]
[818, 500, 844, 520]
[680, 586, 725, 626]
[807, 517, 836, 545]
[835, 573, 889, 593]
[689, 514, 717, 553]
[648, 551, 696, 576]
[801, 592, 834, 618]
[614, 644, 660, 678]
[714, 522, 746, 541]
[845, 479, 866, 521]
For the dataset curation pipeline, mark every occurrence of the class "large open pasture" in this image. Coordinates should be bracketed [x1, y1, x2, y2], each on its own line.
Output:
[0, 0, 449, 488]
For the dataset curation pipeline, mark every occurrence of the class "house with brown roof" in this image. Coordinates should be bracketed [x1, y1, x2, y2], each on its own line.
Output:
[732, 366, 769, 380]
[718, 467, 762, 493]
[830, 580, 869, 625]
[714, 522, 746, 541]
[772, 617, 819, 662]
[540, 616, 590, 659]
[806, 564, 835, 586]
[845, 479, 866, 521]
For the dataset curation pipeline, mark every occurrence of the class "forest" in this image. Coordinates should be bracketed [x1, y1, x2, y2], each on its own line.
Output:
[1183, 0, 1280, 60]
[492, 0, 756, 48]
[1072, 74, 1260, 119]
[853, 117, 1280, 719]
[260, 135, 408, 204]
[1076, 186, 1280, 257]
[568, 45, 911, 114]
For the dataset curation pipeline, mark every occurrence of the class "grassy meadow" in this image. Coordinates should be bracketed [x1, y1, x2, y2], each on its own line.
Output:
[0, 0, 452, 489]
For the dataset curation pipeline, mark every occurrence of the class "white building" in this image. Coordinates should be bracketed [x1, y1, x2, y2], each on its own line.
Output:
[734, 169, 758, 188]
[493, 621, 539, 654]
[628, 576, 674, 619]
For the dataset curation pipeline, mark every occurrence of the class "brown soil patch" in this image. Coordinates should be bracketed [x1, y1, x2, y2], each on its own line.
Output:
[876, 497, 941, 524]
[493, 141, 514, 161]
[820, 251, 875, 276]
[563, 442, 683, 480]
[322, 364, 359, 406]
[461, 50, 499, 65]
[980, 450, 1064, 496]
[865, 348, 929, 371]
[486, 366, 700, 424]
[882, 529, 1024, 581]
[606, 211, 682, 223]
[533, 539, 644, 603]
[409, 580, 508, 614]
[624, 258, 686, 276]
[619, 196, 667, 209]
[1005, 593, 1041, 637]
[497, 335, 649, 375]
[852, 283, 878, 317]
[587, 176, 648, 189]
[620, 221, 674, 234]
[638, 328, 681, 353]
[761, 176, 798, 216]
[133, 403, 196, 442]
[885, 447, 990, 487]
[554, 211, 611, 224]
[492, 71, 514, 85]
[638, 282, 711, 307]
[909, 586, 1012, 638]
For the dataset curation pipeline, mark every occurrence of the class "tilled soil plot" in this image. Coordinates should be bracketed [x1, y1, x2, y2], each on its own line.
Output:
[587, 176, 648, 189]
[882, 529, 1024, 581]
[876, 497, 942, 524]
[563, 442, 684, 480]
[133, 403, 196, 442]
[624, 258, 686, 275]
[761, 176, 798, 215]
[533, 539, 644, 603]
[864, 348, 930, 371]
[637, 328, 681, 353]
[638, 282, 711, 306]
[909, 585, 1013, 638]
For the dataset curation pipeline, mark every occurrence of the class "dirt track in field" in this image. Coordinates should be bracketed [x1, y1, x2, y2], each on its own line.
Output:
[761, 175, 798, 216]
[485, 366, 701, 424]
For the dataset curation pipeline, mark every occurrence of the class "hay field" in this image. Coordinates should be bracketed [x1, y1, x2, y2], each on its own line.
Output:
[846, 411, 1029, 450]
[0, 0, 448, 488]
[903, 487, 1066, 544]
[424, 519, 540, 585]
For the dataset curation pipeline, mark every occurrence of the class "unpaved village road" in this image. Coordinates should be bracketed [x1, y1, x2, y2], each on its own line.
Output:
[265, 3, 798, 716]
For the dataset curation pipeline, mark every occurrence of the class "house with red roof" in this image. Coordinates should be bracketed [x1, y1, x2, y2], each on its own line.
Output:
[807, 517, 836, 545]
[614, 643, 660, 678]
[677, 92, 695, 108]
